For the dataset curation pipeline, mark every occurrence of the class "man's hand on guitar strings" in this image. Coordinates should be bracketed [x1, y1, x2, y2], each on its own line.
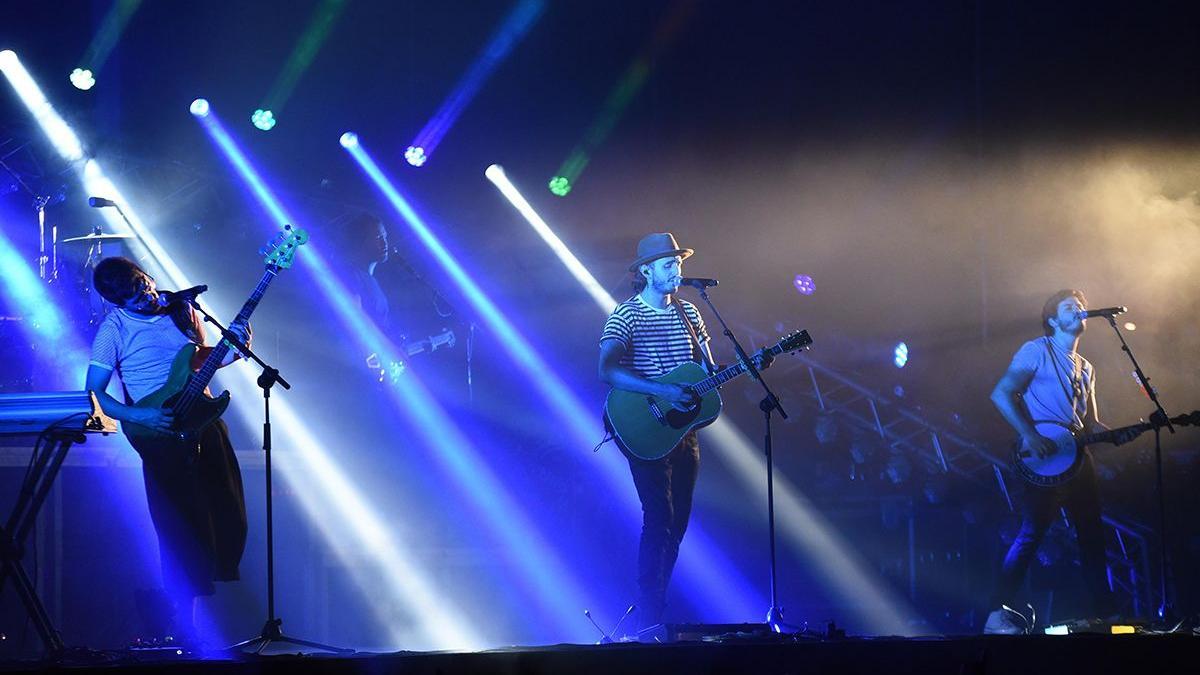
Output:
[659, 382, 699, 410]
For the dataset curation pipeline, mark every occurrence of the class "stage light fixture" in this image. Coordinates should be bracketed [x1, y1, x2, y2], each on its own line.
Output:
[69, 67, 95, 90]
[251, 108, 277, 131]
[339, 131, 358, 149]
[547, 176, 571, 196]
[894, 342, 909, 368]
[793, 274, 815, 295]
[189, 98, 210, 117]
[404, 145, 427, 167]
[1124, 322, 1136, 331]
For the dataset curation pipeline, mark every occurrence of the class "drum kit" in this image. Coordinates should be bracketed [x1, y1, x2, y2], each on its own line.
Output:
[0, 208, 135, 391]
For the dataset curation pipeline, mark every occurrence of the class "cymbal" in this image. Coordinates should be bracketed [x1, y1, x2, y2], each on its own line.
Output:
[60, 232, 134, 243]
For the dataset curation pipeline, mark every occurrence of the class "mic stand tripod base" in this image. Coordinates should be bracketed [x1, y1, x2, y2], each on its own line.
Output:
[766, 606, 803, 635]
[228, 617, 353, 656]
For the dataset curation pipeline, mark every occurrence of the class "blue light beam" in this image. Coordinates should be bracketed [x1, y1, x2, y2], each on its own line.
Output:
[406, 0, 545, 166]
[347, 144, 763, 621]
[194, 107, 595, 641]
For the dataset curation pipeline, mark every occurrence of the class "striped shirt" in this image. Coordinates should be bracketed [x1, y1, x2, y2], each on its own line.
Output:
[89, 308, 197, 402]
[601, 295, 710, 379]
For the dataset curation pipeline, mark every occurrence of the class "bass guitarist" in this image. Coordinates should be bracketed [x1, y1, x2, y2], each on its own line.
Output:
[984, 288, 1135, 633]
[599, 232, 770, 633]
[84, 256, 248, 644]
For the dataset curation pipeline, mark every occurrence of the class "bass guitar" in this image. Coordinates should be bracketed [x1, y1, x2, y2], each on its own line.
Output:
[604, 330, 812, 460]
[122, 225, 308, 457]
[1012, 410, 1200, 486]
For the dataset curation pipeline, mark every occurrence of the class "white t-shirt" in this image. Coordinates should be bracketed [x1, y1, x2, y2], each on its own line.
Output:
[1009, 337, 1095, 427]
[89, 309, 195, 402]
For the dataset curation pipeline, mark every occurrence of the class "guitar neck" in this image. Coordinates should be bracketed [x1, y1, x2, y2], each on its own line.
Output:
[690, 344, 785, 396]
[185, 267, 279, 396]
[1079, 411, 1200, 447]
[1079, 426, 1139, 447]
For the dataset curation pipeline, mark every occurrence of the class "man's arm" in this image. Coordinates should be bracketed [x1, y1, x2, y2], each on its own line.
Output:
[599, 339, 695, 406]
[85, 364, 174, 432]
[990, 361, 1056, 458]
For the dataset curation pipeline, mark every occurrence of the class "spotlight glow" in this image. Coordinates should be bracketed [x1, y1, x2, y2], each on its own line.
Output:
[251, 108, 277, 131]
[793, 274, 815, 295]
[69, 67, 96, 90]
[339, 131, 358, 149]
[548, 176, 571, 196]
[404, 145, 427, 167]
[0, 51, 85, 161]
[894, 341, 909, 368]
[189, 98, 210, 117]
[1123, 322, 1136, 331]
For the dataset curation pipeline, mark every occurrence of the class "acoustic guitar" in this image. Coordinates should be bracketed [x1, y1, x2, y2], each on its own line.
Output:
[604, 330, 811, 460]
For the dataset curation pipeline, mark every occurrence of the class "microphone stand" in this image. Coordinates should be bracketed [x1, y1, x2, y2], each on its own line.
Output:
[186, 299, 351, 655]
[691, 286, 798, 634]
[1102, 316, 1177, 623]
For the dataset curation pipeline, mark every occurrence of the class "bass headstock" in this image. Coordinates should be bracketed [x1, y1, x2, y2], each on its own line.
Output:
[262, 224, 309, 269]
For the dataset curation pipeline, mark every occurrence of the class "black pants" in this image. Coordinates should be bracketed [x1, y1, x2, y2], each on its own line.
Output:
[991, 453, 1113, 617]
[140, 418, 248, 600]
[625, 432, 700, 629]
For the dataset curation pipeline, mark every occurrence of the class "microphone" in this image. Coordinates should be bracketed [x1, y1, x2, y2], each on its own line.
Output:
[1078, 306, 1128, 319]
[678, 277, 719, 289]
[156, 284, 209, 307]
[88, 196, 116, 208]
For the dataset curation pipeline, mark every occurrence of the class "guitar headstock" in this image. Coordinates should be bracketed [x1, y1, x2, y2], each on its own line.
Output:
[261, 224, 309, 269]
[775, 329, 813, 354]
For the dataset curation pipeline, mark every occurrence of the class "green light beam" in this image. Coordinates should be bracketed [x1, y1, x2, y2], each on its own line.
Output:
[76, 0, 143, 74]
[261, 0, 348, 116]
[548, 0, 694, 196]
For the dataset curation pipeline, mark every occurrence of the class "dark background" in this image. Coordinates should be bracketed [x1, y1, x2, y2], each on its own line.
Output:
[2, 0, 1198, 654]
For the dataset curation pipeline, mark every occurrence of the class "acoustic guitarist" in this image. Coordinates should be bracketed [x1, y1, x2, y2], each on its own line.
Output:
[984, 288, 1136, 633]
[599, 232, 771, 633]
[84, 256, 249, 643]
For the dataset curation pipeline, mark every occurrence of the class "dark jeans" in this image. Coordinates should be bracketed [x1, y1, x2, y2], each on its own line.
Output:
[625, 432, 700, 629]
[991, 453, 1113, 617]
[141, 418, 248, 600]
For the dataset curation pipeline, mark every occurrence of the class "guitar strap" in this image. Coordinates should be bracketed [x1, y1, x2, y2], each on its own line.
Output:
[1043, 337, 1085, 430]
[672, 298, 716, 373]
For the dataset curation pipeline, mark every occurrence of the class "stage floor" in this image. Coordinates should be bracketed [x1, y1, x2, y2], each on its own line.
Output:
[3, 634, 1199, 675]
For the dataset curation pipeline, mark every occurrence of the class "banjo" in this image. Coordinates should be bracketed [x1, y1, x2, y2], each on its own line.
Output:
[1011, 411, 1200, 486]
